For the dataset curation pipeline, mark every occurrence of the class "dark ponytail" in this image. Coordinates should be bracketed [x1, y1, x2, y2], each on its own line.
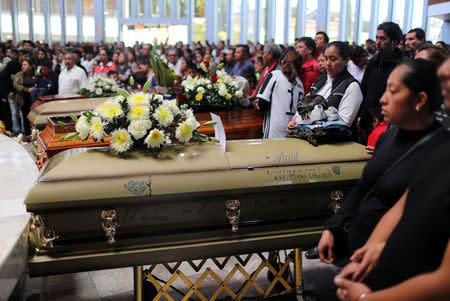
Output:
[281, 50, 303, 85]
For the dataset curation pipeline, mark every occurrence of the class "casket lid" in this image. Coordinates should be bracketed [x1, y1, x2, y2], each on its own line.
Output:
[25, 139, 370, 209]
[28, 97, 109, 128]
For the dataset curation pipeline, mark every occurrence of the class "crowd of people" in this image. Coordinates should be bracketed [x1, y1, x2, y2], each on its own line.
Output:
[1, 20, 450, 301]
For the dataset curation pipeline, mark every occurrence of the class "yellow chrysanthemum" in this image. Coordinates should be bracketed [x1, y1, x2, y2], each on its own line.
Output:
[226, 94, 232, 100]
[154, 106, 173, 126]
[96, 100, 109, 114]
[101, 102, 123, 121]
[127, 104, 150, 121]
[127, 92, 150, 107]
[110, 128, 133, 153]
[195, 93, 203, 101]
[144, 129, 165, 148]
[89, 117, 105, 140]
[175, 122, 194, 143]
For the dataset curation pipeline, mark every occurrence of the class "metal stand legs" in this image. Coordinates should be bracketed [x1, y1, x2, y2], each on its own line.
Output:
[294, 248, 304, 301]
[134, 266, 143, 301]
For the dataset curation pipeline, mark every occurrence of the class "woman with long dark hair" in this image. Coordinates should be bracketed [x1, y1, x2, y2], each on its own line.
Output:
[13, 59, 37, 135]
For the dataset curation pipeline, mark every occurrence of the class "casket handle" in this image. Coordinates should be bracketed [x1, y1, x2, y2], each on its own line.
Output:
[28, 214, 59, 253]
[329, 190, 344, 213]
[225, 199, 240, 232]
[101, 209, 119, 245]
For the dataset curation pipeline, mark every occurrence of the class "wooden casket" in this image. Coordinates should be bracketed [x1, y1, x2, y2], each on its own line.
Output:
[25, 139, 369, 277]
[28, 97, 109, 130]
[31, 94, 87, 109]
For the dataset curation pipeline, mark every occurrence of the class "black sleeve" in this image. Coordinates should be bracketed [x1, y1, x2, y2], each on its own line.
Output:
[257, 98, 270, 111]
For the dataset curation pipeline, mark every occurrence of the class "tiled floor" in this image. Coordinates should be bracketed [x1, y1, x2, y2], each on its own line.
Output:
[19, 252, 321, 301]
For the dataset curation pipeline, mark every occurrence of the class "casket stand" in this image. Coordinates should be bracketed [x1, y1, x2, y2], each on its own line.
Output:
[25, 139, 370, 300]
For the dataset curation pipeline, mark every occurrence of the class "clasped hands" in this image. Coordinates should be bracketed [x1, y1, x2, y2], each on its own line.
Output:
[317, 230, 385, 300]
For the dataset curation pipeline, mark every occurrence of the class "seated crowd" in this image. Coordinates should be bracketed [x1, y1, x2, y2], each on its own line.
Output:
[1, 21, 450, 301]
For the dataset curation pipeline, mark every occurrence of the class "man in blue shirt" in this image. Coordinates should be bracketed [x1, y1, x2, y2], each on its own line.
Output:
[31, 59, 58, 103]
[229, 45, 255, 77]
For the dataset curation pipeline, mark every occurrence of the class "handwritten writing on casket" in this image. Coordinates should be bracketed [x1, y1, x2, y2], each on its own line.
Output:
[266, 152, 299, 164]
[123, 177, 151, 196]
[265, 166, 339, 182]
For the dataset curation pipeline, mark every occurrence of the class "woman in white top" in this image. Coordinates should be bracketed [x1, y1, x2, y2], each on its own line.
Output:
[289, 42, 363, 128]
[254, 50, 304, 138]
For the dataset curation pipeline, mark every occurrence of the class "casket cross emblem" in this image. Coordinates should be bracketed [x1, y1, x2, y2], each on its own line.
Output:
[101, 209, 119, 245]
[225, 199, 240, 232]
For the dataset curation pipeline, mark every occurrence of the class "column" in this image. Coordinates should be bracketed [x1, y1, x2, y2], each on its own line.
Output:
[353, 0, 361, 44]
[441, 20, 450, 43]
[296, 0, 306, 38]
[171, 0, 178, 18]
[387, 0, 394, 21]
[254, 0, 260, 43]
[27, 0, 33, 40]
[158, 0, 165, 17]
[76, 0, 83, 42]
[9, 0, 18, 43]
[284, 0, 291, 44]
[117, 0, 123, 41]
[93, 0, 104, 42]
[187, 0, 194, 44]
[339, 0, 348, 41]
[369, 0, 379, 40]
[421, 0, 428, 31]
[316, 0, 328, 32]
[43, 0, 51, 44]
[205, 0, 218, 44]
[240, 0, 248, 43]
[131, 0, 138, 18]
[267, 0, 276, 41]
[59, 0, 66, 44]
[226, 0, 232, 44]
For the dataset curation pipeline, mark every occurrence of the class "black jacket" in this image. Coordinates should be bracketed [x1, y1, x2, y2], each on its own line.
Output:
[0, 59, 21, 98]
[359, 48, 403, 115]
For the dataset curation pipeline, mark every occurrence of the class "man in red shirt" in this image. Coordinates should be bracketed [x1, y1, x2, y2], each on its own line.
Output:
[314, 31, 329, 60]
[295, 37, 319, 95]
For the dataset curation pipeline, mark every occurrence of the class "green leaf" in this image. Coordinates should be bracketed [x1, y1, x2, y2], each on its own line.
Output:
[64, 132, 78, 140]
[209, 137, 220, 142]
[142, 79, 151, 92]
[70, 114, 78, 122]
[71, 133, 80, 141]
[129, 76, 135, 87]
[200, 62, 208, 73]
[116, 88, 130, 98]
[57, 121, 66, 127]
[197, 136, 208, 142]
[217, 63, 224, 70]
[201, 120, 217, 127]
[58, 135, 66, 141]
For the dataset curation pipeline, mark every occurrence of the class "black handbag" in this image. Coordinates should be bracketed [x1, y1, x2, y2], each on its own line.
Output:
[331, 128, 440, 259]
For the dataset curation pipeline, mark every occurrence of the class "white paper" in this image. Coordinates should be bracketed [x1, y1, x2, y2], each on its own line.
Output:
[210, 113, 226, 152]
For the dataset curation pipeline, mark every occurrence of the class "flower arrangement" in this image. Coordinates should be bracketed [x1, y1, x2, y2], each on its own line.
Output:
[60, 81, 217, 154]
[181, 61, 243, 112]
[79, 76, 118, 98]
[149, 47, 177, 90]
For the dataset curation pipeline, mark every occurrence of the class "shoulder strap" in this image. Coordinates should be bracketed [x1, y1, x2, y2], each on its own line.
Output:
[343, 128, 441, 232]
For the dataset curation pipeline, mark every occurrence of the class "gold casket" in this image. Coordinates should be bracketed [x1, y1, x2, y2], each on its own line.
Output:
[28, 97, 109, 130]
[25, 139, 369, 277]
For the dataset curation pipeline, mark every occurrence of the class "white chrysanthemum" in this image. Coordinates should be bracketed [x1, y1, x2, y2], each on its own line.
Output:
[127, 105, 150, 121]
[185, 117, 200, 129]
[75, 115, 90, 140]
[207, 84, 212, 89]
[128, 92, 150, 107]
[89, 117, 105, 140]
[100, 101, 123, 121]
[144, 129, 165, 148]
[95, 88, 103, 95]
[197, 87, 205, 94]
[154, 106, 174, 126]
[183, 108, 195, 120]
[127, 120, 152, 140]
[176, 122, 195, 143]
[218, 83, 228, 97]
[110, 128, 133, 153]
[163, 99, 180, 115]
[236, 90, 243, 98]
